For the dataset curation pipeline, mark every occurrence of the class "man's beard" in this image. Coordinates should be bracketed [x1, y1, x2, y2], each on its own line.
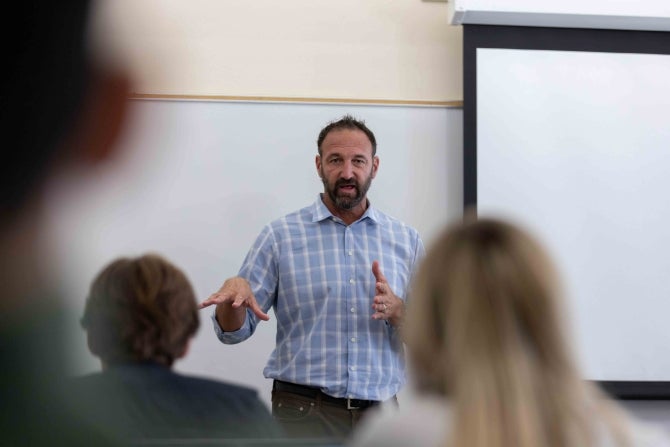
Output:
[322, 171, 373, 211]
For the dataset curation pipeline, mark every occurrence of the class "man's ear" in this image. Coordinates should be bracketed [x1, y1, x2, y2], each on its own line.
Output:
[371, 155, 379, 179]
[315, 154, 323, 178]
[65, 68, 133, 166]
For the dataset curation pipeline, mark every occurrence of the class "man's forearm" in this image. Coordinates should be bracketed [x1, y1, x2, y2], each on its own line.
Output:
[215, 302, 247, 332]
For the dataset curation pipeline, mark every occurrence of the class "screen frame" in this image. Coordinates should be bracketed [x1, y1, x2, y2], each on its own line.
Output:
[463, 24, 670, 399]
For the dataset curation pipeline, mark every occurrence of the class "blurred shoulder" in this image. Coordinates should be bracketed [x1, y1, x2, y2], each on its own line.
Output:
[593, 404, 670, 447]
[348, 393, 449, 447]
[174, 370, 262, 398]
[625, 418, 670, 447]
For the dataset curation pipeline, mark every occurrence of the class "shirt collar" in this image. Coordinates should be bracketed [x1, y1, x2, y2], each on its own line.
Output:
[311, 193, 380, 224]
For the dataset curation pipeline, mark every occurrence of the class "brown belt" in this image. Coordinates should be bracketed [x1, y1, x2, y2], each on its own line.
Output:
[273, 380, 383, 410]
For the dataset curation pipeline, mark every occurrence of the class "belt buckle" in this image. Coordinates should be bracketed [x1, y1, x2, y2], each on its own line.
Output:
[346, 398, 361, 410]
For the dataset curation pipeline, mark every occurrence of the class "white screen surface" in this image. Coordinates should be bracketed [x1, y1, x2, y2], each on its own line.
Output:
[477, 48, 670, 380]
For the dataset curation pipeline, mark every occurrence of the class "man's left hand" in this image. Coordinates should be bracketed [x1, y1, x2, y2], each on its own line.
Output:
[371, 260, 404, 327]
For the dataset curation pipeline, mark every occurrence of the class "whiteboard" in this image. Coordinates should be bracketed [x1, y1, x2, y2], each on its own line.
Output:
[43, 99, 462, 408]
[476, 48, 670, 381]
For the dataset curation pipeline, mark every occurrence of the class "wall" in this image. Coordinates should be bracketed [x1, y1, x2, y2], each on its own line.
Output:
[91, 0, 462, 103]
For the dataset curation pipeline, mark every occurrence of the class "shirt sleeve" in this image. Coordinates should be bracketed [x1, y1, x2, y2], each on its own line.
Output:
[239, 224, 279, 310]
[211, 312, 253, 344]
[210, 224, 279, 345]
[406, 230, 426, 302]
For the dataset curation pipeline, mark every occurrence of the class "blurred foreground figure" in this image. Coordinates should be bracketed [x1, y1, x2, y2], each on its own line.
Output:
[350, 217, 670, 447]
[73, 254, 283, 442]
[0, 1, 131, 445]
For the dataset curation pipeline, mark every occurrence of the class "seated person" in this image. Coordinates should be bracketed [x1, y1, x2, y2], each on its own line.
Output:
[71, 253, 283, 443]
[349, 216, 670, 447]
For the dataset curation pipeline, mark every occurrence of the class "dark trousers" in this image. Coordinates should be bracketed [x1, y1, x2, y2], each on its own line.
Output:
[271, 380, 397, 441]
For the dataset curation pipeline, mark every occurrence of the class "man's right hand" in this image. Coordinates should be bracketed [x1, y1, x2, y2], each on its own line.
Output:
[199, 277, 270, 331]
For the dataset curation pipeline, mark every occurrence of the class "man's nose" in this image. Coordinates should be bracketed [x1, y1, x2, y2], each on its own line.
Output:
[341, 160, 354, 179]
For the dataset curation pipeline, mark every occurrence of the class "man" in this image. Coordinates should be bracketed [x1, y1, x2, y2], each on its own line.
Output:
[200, 115, 425, 440]
[0, 2, 131, 445]
[73, 254, 283, 442]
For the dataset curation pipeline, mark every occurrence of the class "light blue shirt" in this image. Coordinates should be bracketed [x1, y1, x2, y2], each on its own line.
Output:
[212, 195, 424, 401]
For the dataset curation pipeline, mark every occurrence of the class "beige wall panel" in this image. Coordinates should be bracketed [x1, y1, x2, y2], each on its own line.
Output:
[93, 0, 462, 102]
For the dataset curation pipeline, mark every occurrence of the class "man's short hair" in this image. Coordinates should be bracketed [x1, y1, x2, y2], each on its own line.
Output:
[316, 114, 377, 156]
[81, 254, 200, 367]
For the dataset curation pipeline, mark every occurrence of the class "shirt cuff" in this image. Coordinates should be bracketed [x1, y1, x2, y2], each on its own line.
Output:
[211, 312, 252, 344]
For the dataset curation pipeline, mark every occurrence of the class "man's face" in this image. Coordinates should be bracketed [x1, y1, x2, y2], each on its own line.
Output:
[316, 128, 379, 211]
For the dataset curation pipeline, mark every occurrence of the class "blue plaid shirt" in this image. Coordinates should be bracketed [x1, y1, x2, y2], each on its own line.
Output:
[212, 195, 424, 401]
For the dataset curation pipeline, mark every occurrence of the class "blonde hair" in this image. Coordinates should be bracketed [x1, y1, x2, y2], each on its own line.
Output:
[404, 216, 629, 447]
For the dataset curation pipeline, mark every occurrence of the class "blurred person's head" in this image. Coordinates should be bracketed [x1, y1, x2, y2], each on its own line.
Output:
[405, 216, 571, 395]
[0, 4, 133, 444]
[0, 1, 131, 308]
[81, 254, 200, 368]
[404, 216, 629, 447]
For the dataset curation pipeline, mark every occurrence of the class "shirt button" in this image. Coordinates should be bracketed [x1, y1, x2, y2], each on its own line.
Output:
[349, 278, 354, 284]
[350, 307, 355, 313]
[351, 337, 356, 342]
[348, 250, 353, 256]
[350, 366, 357, 371]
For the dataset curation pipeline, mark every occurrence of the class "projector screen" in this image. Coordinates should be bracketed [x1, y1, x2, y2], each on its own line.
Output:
[477, 47, 670, 381]
[465, 25, 670, 394]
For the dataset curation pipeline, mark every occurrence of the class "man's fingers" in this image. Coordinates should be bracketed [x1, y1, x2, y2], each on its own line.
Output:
[201, 277, 271, 322]
[371, 260, 387, 284]
[199, 289, 250, 309]
[371, 305, 389, 320]
[249, 301, 271, 321]
[198, 296, 221, 309]
[228, 293, 258, 310]
[232, 296, 247, 308]
[198, 292, 227, 309]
